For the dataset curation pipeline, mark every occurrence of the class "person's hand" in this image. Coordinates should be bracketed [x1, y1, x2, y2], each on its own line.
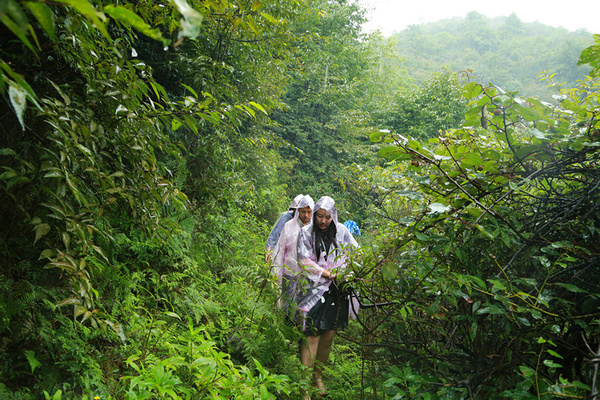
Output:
[342, 270, 354, 282]
[323, 270, 338, 280]
[329, 270, 353, 282]
[264, 250, 272, 263]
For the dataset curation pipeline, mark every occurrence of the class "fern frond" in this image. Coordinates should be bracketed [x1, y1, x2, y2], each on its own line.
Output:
[24, 350, 41, 373]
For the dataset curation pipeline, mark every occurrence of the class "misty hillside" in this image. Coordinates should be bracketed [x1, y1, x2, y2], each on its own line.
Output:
[392, 11, 594, 98]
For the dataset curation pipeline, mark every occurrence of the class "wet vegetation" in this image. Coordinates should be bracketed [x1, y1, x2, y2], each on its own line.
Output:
[1, 0, 599, 398]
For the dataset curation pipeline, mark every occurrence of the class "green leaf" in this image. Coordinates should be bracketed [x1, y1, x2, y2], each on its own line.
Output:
[56, 297, 82, 307]
[488, 279, 507, 292]
[0, 148, 18, 157]
[24, 2, 56, 40]
[514, 104, 541, 122]
[245, 15, 260, 35]
[0, 0, 37, 52]
[23, 1, 56, 40]
[377, 146, 400, 158]
[543, 359, 562, 369]
[415, 232, 429, 241]
[570, 380, 591, 390]
[470, 275, 486, 290]
[0, 168, 18, 180]
[475, 224, 495, 239]
[369, 130, 386, 142]
[519, 365, 534, 377]
[249, 101, 268, 115]
[462, 82, 482, 99]
[461, 152, 483, 167]
[0, 62, 41, 108]
[547, 349, 563, 359]
[172, 117, 183, 131]
[33, 223, 51, 244]
[165, 311, 181, 320]
[260, 12, 278, 24]
[396, 190, 423, 200]
[24, 350, 42, 373]
[62, 0, 110, 39]
[381, 262, 398, 280]
[8, 83, 27, 130]
[38, 249, 55, 260]
[197, 112, 219, 125]
[477, 304, 505, 315]
[104, 4, 165, 43]
[180, 83, 198, 98]
[552, 283, 588, 293]
[6, 175, 31, 189]
[578, 44, 600, 66]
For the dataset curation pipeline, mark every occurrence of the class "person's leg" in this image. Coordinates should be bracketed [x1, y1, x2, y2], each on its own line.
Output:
[300, 335, 320, 400]
[313, 330, 335, 393]
[300, 335, 320, 366]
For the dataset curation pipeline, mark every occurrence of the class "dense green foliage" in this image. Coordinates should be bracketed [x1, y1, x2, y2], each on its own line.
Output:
[356, 66, 600, 397]
[393, 12, 594, 99]
[1, 0, 599, 399]
[382, 69, 468, 139]
[270, 0, 375, 197]
[0, 0, 300, 398]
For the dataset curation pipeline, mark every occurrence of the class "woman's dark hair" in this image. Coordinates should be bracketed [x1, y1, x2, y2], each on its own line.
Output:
[313, 213, 338, 260]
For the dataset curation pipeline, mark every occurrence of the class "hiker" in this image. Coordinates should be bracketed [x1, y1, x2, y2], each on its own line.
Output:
[295, 196, 359, 396]
[271, 195, 314, 310]
[264, 194, 303, 263]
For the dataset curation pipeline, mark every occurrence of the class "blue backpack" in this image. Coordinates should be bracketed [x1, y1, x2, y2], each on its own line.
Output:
[343, 220, 360, 237]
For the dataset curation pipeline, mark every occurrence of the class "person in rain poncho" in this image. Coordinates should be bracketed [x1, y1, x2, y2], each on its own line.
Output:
[264, 194, 303, 262]
[295, 196, 358, 395]
[271, 195, 314, 311]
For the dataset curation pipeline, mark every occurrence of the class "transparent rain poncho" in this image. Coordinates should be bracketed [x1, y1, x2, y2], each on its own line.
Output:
[265, 194, 304, 251]
[295, 196, 359, 321]
[271, 195, 315, 281]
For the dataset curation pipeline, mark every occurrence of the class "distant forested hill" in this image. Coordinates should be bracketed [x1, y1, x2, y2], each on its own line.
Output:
[392, 11, 594, 98]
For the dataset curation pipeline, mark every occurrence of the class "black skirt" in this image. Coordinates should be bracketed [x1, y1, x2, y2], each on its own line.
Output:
[302, 281, 352, 336]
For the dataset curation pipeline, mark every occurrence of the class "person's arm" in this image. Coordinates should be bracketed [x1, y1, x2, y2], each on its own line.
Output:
[297, 227, 337, 281]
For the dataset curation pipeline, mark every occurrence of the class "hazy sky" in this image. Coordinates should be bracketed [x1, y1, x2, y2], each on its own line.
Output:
[360, 0, 599, 36]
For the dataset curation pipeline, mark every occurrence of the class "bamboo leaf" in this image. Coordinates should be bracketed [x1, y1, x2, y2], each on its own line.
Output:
[104, 5, 166, 43]
[0, 0, 36, 52]
[61, 0, 110, 39]
[24, 2, 56, 40]
[8, 83, 27, 130]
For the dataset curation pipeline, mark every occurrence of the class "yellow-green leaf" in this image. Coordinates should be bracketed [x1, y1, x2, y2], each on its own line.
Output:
[33, 223, 51, 244]
[103, 5, 165, 43]
[39, 249, 55, 260]
[56, 297, 82, 307]
[24, 2, 56, 40]
[62, 0, 109, 39]
[260, 12, 277, 24]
